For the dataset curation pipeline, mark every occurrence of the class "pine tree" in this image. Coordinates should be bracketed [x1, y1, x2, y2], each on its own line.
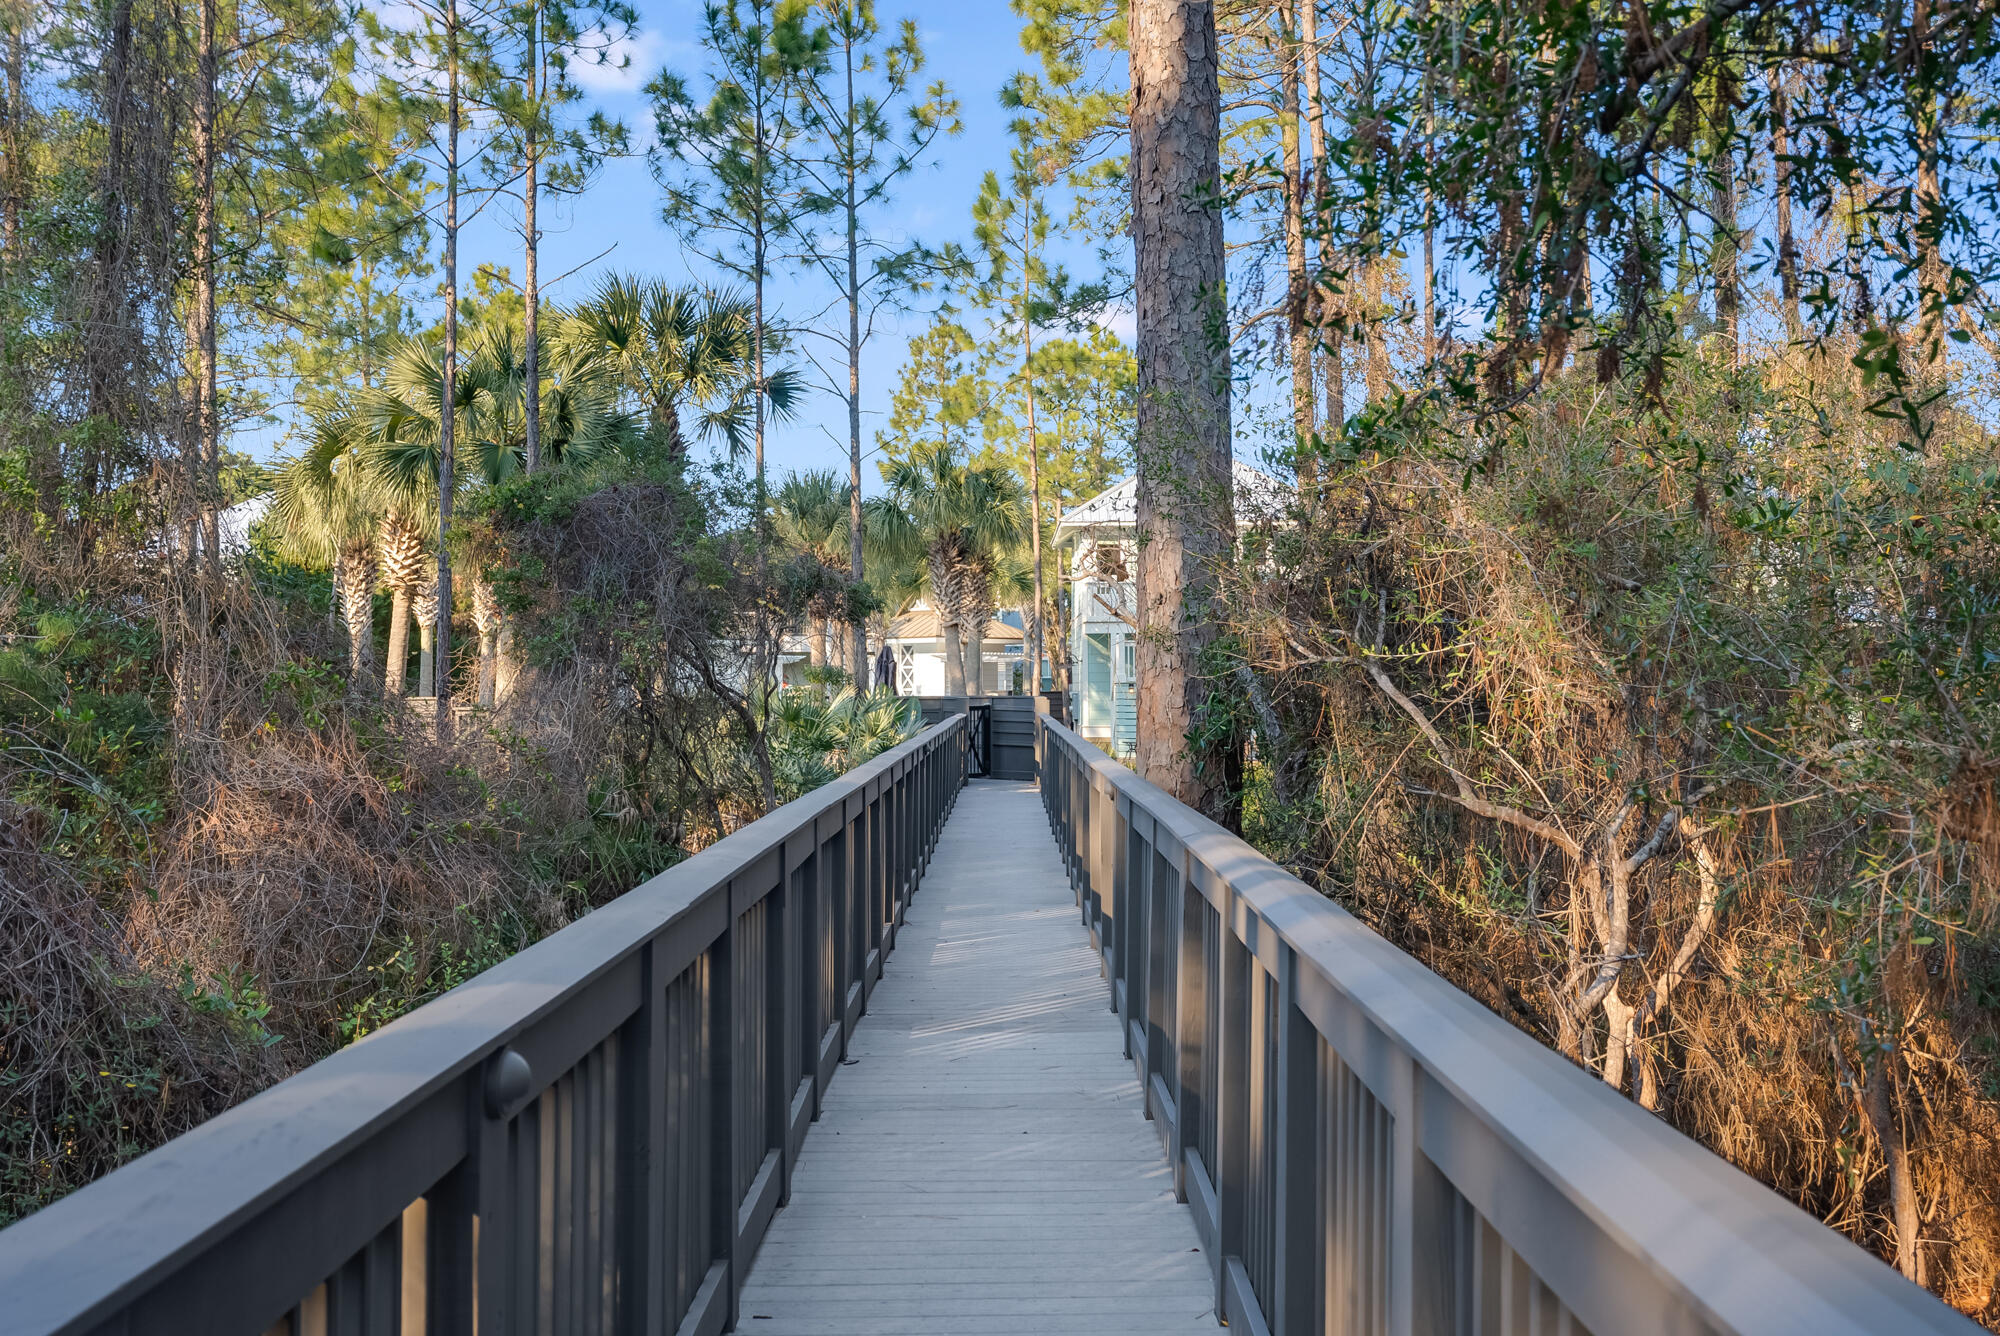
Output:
[788, 0, 960, 684]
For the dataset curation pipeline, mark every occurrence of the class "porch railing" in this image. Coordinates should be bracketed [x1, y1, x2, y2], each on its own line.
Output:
[1038, 713, 1978, 1336]
[0, 716, 968, 1336]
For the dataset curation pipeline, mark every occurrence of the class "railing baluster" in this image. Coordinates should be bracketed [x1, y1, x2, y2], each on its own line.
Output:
[1216, 909, 1251, 1322]
[1274, 948, 1316, 1336]
[710, 914, 738, 1333]
[619, 941, 667, 1335]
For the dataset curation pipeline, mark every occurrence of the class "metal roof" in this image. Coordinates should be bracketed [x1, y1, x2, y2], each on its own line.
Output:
[1054, 461, 1288, 540]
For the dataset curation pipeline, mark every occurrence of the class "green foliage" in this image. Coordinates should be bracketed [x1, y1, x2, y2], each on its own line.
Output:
[985, 325, 1133, 516]
[337, 908, 533, 1044]
[876, 317, 990, 470]
[555, 274, 798, 458]
[0, 599, 168, 881]
[770, 686, 921, 800]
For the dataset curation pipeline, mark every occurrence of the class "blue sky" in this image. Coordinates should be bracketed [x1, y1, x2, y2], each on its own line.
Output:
[447, 0, 1111, 493]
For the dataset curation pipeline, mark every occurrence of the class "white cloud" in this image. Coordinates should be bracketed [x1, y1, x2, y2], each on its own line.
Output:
[1093, 305, 1137, 342]
[570, 27, 679, 96]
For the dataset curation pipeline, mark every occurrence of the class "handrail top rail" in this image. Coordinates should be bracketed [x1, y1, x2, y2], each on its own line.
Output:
[0, 715, 967, 1335]
[1037, 714, 1978, 1335]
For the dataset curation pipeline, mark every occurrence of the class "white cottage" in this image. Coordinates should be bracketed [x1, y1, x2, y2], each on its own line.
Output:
[1054, 462, 1285, 756]
[775, 604, 1025, 694]
[880, 605, 1024, 696]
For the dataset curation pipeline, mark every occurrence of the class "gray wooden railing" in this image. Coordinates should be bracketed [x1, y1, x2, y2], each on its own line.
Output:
[1037, 714, 1980, 1336]
[0, 716, 968, 1336]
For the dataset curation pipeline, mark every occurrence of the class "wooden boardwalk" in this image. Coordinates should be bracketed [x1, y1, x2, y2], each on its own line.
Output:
[736, 779, 1218, 1335]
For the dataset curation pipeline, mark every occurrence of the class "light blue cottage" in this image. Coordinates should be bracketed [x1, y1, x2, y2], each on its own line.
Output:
[1055, 462, 1283, 759]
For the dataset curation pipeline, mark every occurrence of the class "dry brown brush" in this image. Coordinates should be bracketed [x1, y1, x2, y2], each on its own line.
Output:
[1225, 361, 2000, 1320]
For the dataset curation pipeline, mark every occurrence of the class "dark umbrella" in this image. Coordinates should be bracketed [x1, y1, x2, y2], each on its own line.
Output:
[875, 643, 897, 694]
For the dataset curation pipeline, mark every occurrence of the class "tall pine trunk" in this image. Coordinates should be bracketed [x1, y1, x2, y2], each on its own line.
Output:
[1297, 5, 1342, 442]
[1711, 141, 1740, 368]
[523, 2, 542, 474]
[1129, 0, 1233, 817]
[1278, 4, 1312, 459]
[843, 26, 869, 687]
[746, 0, 775, 809]
[0, 15, 21, 254]
[1768, 67, 1804, 344]
[1020, 218, 1045, 700]
[192, 0, 219, 570]
[435, 0, 460, 741]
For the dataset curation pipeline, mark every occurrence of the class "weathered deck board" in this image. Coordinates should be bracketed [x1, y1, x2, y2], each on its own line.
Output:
[736, 779, 1217, 1334]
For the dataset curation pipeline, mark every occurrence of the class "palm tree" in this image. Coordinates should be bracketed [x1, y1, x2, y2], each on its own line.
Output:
[874, 442, 1029, 695]
[772, 469, 855, 671]
[356, 327, 636, 706]
[411, 569, 441, 697]
[270, 415, 385, 688]
[376, 507, 430, 696]
[554, 275, 802, 459]
[964, 549, 1034, 696]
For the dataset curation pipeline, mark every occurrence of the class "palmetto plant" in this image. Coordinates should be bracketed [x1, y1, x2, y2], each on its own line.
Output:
[873, 441, 1028, 694]
[554, 274, 802, 459]
[772, 469, 855, 668]
[770, 686, 923, 799]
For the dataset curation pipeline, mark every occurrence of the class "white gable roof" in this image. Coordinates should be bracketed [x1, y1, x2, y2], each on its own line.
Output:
[1055, 461, 1286, 540]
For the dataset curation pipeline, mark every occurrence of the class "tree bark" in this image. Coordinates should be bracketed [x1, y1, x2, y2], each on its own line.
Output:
[378, 514, 422, 694]
[843, 23, 869, 687]
[0, 12, 21, 255]
[192, 0, 220, 570]
[415, 574, 438, 697]
[1297, 0, 1342, 444]
[748, 0, 774, 809]
[1129, 0, 1233, 817]
[1021, 221, 1045, 702]
[1768, 67, 1803, 343]
[942, 621, 965, 695]
[339, 538, 378, 687]
[1278, 3, 1314, 459]
[1711, 143, 1740, 368]
[436, 0, 460, 741]
[1915, 92, 1949, 366]
[385, 588, 413, 694]
[523, 1, 542, 473]
[1861, 1036, 1926, 1285]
